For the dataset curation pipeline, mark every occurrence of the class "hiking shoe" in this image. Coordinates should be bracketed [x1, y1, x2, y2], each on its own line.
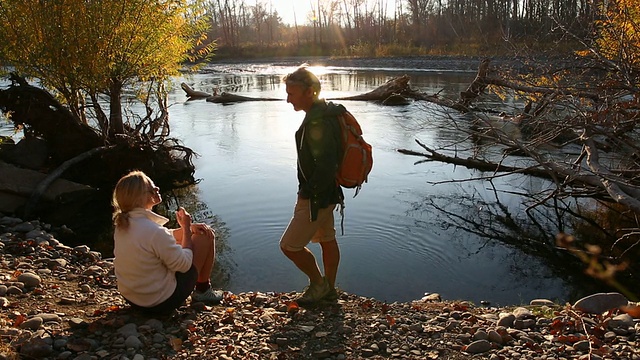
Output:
[296, 278, 331, 306]
[324, 287, 339, 302]
[192, 288, 223, 304]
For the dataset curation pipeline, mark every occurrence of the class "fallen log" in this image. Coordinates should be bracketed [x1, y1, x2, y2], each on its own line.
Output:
[206, 92, 281, 103]
[181, 76, 417, 104]
[181, 62, 511, 111]
[457, 58, 490, 107]
[181, 82, 281, 103]
[397, 139, 555, 180]
[0, 81, 103, 164]
[328, 75, 412, 101]
[181, 83, 211, 99]
[0, 78, 197, 189]
[381, 93, 412, 106]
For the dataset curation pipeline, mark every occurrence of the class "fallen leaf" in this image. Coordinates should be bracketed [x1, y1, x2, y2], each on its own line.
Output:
[287, 301, 299, 313]
[386, 314, 396, 326]
[11, 270, 22, 280]
[170, 337, 182, 351]
[621, 305, 640, 318]
[12, 313, 26, 327]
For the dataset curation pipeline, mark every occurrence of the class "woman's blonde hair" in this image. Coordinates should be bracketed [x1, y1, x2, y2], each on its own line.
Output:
[112, 170, 153, 229]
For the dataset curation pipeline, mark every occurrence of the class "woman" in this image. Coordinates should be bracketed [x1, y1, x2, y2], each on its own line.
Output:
[112, 170, 222, 314]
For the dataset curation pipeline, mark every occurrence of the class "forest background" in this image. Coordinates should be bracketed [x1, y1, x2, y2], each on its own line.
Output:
[206, 0, 594, 58]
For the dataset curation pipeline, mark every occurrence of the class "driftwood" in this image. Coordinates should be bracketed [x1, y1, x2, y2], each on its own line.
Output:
[382, 94, 412, 106]
[181, 83, 211, 99]
[398, 139, 556, 180]
[206, 93, 281, 103]
[181, 60, 501, 111]
[458, 58, 490, 107]
[328, 75, 412, 101]
[331, 62, 494, 111]
[181, 82, 280, 103]
[0, 82, 103, 163]
[181, 76, 417, 105]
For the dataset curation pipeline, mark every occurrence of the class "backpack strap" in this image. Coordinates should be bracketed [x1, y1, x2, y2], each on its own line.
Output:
[338, 201, 345, 236]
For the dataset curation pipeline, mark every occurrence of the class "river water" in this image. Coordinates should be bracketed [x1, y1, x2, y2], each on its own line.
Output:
[158, 60, 593, 307]
[0, 60, 596, 306]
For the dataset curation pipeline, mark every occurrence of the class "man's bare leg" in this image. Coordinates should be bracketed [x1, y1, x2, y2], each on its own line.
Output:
[282, 247, 324, 285]
[320, 239, 340, 288]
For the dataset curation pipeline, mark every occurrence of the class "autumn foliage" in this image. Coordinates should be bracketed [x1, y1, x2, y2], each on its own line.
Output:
[0, 0, 213, 137]
[596, 0, 640, 66]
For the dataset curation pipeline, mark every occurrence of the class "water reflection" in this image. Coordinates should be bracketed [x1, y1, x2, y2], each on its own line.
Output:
[406, 178, 611, 300]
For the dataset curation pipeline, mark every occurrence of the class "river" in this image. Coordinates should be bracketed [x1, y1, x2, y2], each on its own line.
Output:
[158, 60, 597, 306]
[0, 59, 599, 306]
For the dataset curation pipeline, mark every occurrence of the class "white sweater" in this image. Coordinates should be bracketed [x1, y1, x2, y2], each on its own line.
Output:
[113, 208, 193, 307]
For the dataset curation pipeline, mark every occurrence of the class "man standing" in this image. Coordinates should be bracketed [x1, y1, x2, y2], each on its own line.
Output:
[280, 66, 345, 306]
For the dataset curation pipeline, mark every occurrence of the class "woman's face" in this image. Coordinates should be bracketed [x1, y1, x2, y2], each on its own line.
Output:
[145, 180, 161, 210]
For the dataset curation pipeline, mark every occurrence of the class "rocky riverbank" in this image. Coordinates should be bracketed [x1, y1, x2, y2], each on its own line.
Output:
[1, 215, 639, 360]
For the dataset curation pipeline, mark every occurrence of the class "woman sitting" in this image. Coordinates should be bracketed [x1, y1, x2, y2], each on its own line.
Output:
[112, 170, 222, 314]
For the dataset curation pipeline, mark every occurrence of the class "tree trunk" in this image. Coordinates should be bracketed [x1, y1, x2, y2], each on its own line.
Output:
[109, 80, 125, 136]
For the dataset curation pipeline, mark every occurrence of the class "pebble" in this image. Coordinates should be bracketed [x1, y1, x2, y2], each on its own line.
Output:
[1, 214, 639, 359]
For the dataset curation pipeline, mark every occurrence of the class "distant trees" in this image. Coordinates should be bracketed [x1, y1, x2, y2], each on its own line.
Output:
[202, 0, 600, 55]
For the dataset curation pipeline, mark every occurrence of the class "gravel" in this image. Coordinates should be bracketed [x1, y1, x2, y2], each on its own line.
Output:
[1, 215, 639, 360]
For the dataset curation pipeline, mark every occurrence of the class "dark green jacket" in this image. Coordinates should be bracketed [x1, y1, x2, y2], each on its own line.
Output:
[295, 100, 345, 221]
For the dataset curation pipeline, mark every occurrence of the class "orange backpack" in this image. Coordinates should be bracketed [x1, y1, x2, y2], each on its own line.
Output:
[336, 110, 373, 196]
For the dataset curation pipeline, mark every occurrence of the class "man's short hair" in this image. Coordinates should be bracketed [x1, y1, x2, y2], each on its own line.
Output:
[284, 66, 321, 96]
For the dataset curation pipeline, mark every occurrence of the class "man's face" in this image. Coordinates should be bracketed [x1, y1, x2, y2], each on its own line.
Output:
[286, 83, 314, 112]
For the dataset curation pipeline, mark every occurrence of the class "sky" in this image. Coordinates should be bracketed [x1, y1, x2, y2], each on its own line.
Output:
[274, 0, 397, 26]
[276, 1, 308, 25]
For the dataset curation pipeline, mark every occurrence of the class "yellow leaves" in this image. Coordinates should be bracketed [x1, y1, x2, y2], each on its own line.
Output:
[0, 0, 211, 101]
[595, 0, 640, 66]
[575, 49, 591, 57]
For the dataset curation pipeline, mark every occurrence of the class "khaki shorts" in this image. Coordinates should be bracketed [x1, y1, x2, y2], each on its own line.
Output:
[279, 197, 337, 252]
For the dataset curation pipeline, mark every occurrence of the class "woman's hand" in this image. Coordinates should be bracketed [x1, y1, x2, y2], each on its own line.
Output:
[176, 207, 192, 229]
[191, 223, 215, 238]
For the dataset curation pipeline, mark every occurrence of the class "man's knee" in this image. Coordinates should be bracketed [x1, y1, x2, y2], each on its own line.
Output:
[280, 242, 304, 254]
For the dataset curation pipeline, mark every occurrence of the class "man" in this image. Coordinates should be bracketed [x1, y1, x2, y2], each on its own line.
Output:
[280, 66, 346, 306]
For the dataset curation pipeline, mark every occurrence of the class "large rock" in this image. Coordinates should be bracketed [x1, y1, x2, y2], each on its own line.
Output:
[1, 136, 49, 170]
[0, 160, 95, 214]
[17, 272, 41, 288]
[573, 292, 629, 314]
